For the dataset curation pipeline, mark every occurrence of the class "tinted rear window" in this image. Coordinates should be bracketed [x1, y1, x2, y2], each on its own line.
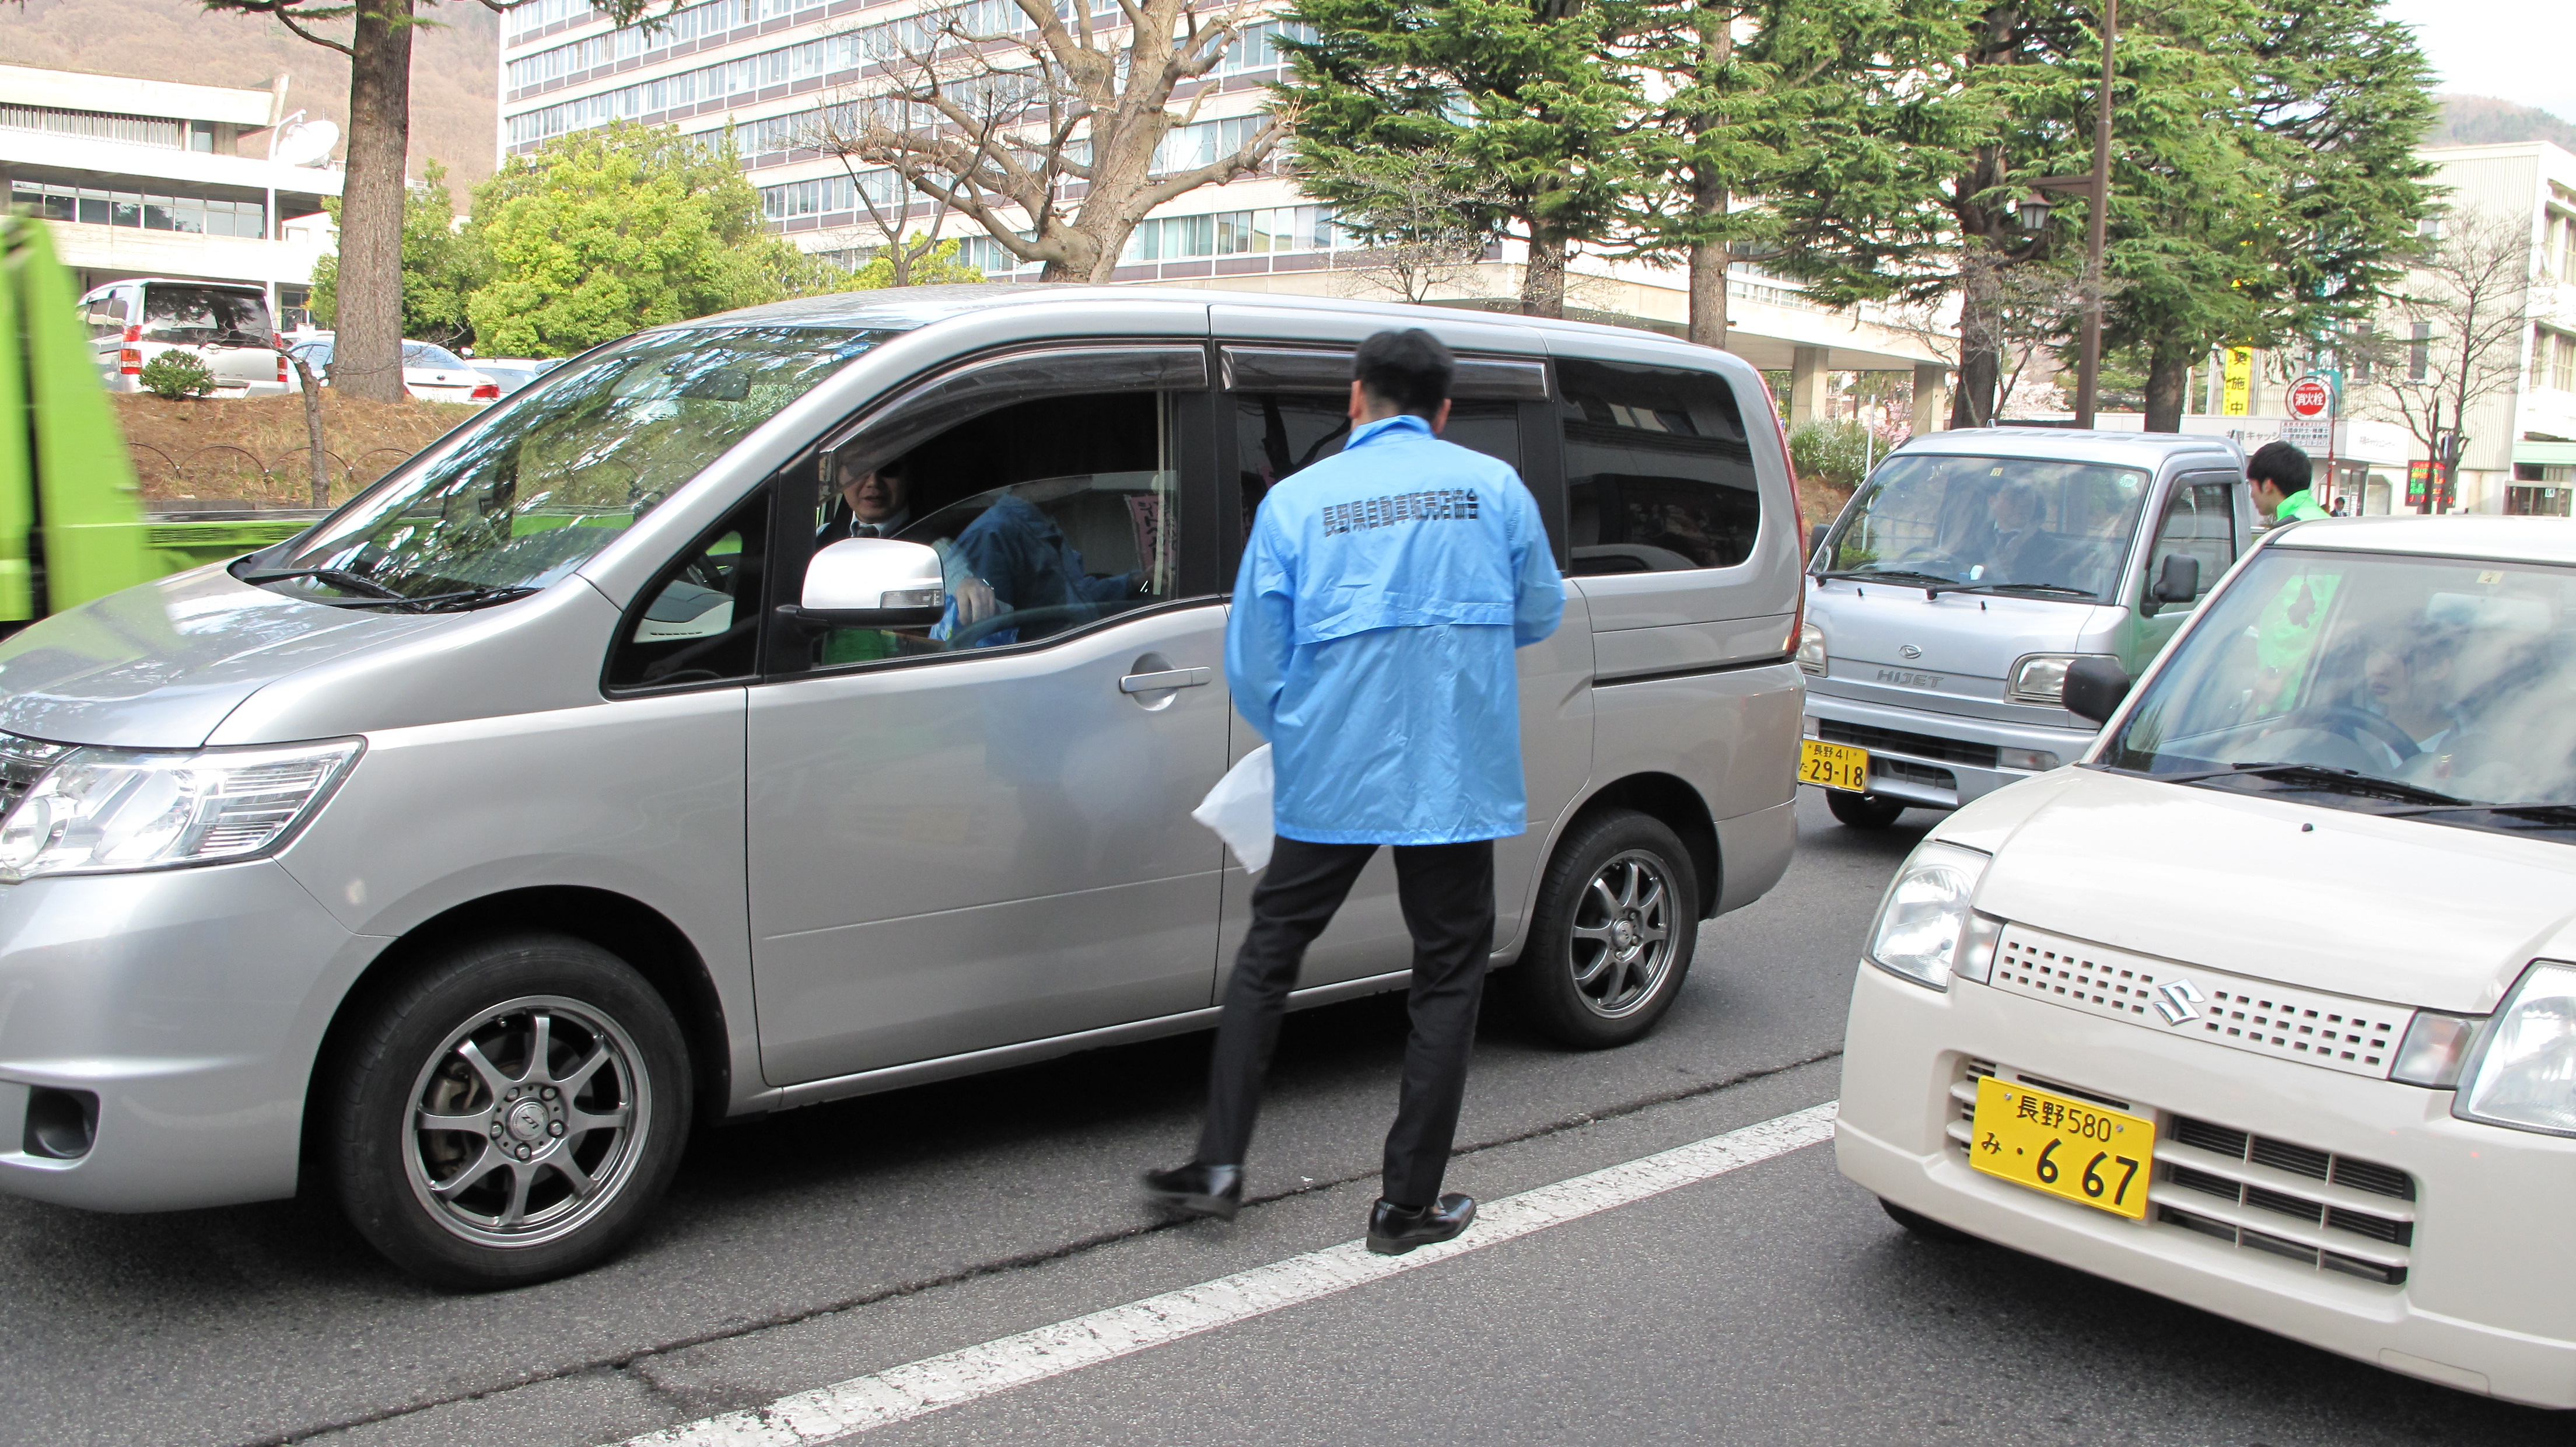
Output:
[139, 287, 273, 345]
[1558, 358, 1759, 574]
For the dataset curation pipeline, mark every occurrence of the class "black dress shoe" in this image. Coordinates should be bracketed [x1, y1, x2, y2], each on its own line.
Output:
[1141, 1162, 1242, 1221]
[1367, 1193, 1476, 1255]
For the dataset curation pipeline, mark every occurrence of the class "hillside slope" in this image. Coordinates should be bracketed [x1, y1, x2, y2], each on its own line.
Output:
[0, 0, 500, 195]
[2431, 95, 2576, 152]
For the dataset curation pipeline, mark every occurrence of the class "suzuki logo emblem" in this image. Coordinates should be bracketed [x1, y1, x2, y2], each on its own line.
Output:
[2154, 980, 2205, 1026]
[1899, 644, 1924, 659]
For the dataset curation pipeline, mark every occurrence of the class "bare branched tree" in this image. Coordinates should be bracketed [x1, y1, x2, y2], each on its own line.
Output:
[799, 107, 966, 286]
[1318, 148, 1503, 305]
[1951, 247, 2091, 426]
[2361, 210, 2535, 508]
[828, 0, 1285, 283]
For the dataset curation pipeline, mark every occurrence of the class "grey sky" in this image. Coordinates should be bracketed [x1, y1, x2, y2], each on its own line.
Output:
[2381, 0, 2576, 121]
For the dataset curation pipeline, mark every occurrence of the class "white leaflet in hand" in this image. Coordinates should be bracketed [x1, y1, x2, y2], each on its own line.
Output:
[1191, 745, 1273, 873]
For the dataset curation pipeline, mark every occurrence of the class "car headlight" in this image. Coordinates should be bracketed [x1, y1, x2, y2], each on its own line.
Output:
[2007, 653, 2113, 707]
[1864, 840, 1998, 991]
[2453, 962, 2576, 1136]
[1796, 623, 1827, 677]
[0, 738, 362, 882]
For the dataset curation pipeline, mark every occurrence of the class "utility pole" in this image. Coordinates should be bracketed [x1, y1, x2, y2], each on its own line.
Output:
[2073, 0, 2116, 426]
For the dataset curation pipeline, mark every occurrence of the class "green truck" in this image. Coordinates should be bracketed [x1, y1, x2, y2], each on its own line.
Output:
[2, 214, 319, 634]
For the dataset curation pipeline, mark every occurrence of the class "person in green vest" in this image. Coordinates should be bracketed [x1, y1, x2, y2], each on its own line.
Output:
[2249, 441, 2330, 525]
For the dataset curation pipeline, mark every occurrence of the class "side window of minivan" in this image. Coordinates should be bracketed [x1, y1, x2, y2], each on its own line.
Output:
[2147, 477, 2237, 607]
[1558, 358, 1759, 576]
[83, 291, 129, 341]
[797, 382, 1193, 667]
[1235, 389, 1522, 532]
[605, 487, 771, 691]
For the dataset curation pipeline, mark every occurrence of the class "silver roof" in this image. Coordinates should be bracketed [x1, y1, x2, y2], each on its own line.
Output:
[2270, 516, 2576, 567]
[1891, 426, 2245, 469]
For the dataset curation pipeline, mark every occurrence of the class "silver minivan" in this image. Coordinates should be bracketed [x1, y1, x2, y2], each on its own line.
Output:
[0, 286, 1804, 1286]
[78, 277, 296, 396]
[1798, 428, 2250, 828]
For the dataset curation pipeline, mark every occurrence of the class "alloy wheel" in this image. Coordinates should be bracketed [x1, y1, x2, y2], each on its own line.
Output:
[401, 995, 652, 1249]
[1567, 850, 1677, 1018]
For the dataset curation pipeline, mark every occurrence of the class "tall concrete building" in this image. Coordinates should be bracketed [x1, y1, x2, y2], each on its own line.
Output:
[494, 0, 1945, 421]
[1, 64, 341, 327]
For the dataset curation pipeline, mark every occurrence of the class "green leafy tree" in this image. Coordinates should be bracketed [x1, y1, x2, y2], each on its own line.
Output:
[138, 351, 218, 400]
[464, 123, 856, 357]
[1280, 0, 1643, 319]
[839, 235, 987, 289]
[201, 0, 666, 402]
[310, 160, 488, 348]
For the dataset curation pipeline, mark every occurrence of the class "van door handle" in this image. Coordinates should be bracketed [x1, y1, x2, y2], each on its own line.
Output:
[1120, 666, 1211, 693]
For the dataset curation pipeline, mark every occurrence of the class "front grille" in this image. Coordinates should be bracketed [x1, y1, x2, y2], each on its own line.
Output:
[0, 733, 68, 820]
[1985, 925, 2412, 1081]
[1877, 757, 1958, 792]
[1944, 1062, 2416, 1288]
[1815, 718, 2000, 770]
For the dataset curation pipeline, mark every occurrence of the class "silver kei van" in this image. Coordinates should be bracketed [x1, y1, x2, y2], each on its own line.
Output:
[0, 286, 1804, 1287]
[1798, 428, 2251, 829]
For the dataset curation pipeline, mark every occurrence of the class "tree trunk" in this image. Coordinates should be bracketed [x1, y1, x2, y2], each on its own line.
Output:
[334, 0, 414, 403]
[292, 355, 330, 507]
[2143, 337, 2192, 432]
[1522, 231, 1568, 319]
[1688, 236, 1728, 349]
[1950, 342, 1999, 428]
[1685, 4, 1731, 349]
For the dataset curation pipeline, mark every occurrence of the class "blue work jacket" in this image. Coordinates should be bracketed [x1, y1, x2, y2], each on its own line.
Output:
[1226, 413, 1565, 845]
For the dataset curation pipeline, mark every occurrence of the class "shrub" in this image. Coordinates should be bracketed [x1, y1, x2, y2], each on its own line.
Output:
[1787, 420, 1891, 491]
[138, 350, 218, 400]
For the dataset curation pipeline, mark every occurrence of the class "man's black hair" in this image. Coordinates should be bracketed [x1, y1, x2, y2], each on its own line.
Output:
[1353, 328, 1454, 418]
[2248, 440, 2311, 495]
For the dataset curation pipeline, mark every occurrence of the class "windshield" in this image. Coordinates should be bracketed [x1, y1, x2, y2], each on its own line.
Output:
[242, 324, 895, 609]
[1819, 452, 2150, 599]
[404, 342, 469, 369]
[140, 287, 273, 347]
[2102, 546, 2576, 820]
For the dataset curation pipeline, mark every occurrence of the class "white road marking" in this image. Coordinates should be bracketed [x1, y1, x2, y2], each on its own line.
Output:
[619, 1102, 1838, 1447]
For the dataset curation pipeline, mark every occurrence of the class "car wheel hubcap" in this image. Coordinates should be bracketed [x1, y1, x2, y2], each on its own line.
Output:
[1567, 851, 1676, 1019]
[402, 995, 650, 1249]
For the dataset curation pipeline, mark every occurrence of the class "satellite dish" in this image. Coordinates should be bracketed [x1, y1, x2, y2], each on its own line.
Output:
[273, 117, 340, 167]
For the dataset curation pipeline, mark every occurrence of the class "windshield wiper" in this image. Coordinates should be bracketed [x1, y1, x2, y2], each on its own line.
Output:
[1815, 568, 1958, 593]
[2155, 762, 2470, 807]
[398, 585, 541, 613]
[2380, 801, 2576, 824]
[237, 566, 405, 600]
[1932, 581, 2098, 600]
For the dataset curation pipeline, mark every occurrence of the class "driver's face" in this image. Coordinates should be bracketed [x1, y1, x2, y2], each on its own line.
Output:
[841, 466, 907, 523]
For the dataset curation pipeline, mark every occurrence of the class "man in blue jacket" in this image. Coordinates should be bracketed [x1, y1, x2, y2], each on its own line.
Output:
[1144, 328, 1564, 1255]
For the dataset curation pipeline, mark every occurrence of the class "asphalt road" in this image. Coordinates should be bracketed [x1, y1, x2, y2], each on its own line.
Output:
[1, 792, 2560, 1446]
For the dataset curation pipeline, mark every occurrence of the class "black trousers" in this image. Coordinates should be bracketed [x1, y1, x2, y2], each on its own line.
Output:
[1196, 835, 1496, 1208]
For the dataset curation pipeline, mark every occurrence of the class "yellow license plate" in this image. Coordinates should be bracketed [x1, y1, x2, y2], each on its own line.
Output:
[1969, 1077, 2155, 1220]
[1800, 739, 1870, 792]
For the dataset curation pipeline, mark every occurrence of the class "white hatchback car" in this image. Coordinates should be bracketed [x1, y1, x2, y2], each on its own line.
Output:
[1838, 516, 2576, 1408]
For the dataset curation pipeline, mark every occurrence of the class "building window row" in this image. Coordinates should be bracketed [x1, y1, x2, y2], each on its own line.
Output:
[8, 180, 267, 237]
[1120, 203, 1337, 262]
[504, 7, 1306, 148]
[2537, 327, 2576, 394]
[758, 166, 905, 219]
[508, 0, 597, 41]
[0, 103, 222, 152]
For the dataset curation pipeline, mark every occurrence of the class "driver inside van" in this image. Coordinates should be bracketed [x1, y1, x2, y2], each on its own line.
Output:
[820, 455, 914, 540]
[1985, 481, 2055, 583]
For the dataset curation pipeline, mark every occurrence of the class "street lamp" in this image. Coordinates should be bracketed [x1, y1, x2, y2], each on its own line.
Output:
[2011, 1, 2117, 427]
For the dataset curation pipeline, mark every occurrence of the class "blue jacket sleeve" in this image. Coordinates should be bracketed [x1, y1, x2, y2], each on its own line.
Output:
[1225, 508, 1296, 742]
[1508, 478, 1566, 647]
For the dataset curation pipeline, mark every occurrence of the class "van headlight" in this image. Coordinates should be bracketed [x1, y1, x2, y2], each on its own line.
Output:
[2454, 962, 2576, 1136]
[0, 738, 362, 882]
[2007, 653, 2115, 706]
[1864, 840, 1998, 991]
[1797, 623, 1828, 677]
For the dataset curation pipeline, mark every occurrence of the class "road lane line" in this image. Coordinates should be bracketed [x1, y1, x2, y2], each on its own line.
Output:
[618, 1100, 1838, 1447]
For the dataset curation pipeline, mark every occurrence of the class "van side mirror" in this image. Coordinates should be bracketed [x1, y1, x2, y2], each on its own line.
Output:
[2150, 553, 2200, 606]
[781, 537, 947, 629]
[2062, 656, 2133, 726]
[1808, 522, 1831, 565]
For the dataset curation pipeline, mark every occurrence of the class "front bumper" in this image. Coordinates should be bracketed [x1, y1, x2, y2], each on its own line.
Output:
[0, 861, 373, 1212]
[1803, 691, 2096, 809]
[1837, 960, 2576, 1408]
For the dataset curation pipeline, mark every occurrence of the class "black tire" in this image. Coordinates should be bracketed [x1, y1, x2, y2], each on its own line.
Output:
[1880, 1197, 1978, 1245]
[326, 934, 693, 1289]
[1826, 789, 1908, 830]
[1508, 809, 1699, 1050]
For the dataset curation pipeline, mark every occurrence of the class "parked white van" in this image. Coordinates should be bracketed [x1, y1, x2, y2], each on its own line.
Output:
[78, 278, 296, 397]
[0, 287, 1805, 1286]
[1839, 515, 2576, 1407]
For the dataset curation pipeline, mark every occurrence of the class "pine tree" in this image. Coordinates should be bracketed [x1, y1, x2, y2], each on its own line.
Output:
[1280, 0, 1642, 318]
